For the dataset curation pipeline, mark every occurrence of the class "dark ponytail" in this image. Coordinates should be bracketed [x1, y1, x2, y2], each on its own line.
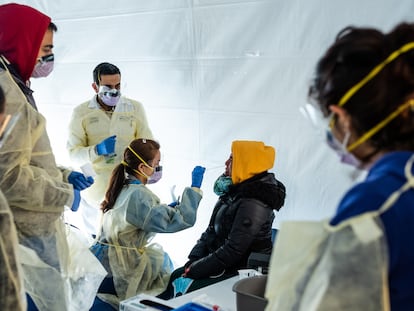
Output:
[101, 164, 126, 213]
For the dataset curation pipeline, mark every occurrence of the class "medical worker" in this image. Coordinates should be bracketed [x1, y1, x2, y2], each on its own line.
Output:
[308, 22, 414, 309]
[0, 4, 105, 311]
[0, 85, 26, 311]
[67, 62, 154, 236]
[158, 140, 286, 299]
[91, 138, 205, 306]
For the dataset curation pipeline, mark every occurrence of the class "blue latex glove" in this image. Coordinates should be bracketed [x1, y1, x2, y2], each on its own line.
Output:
[168, 201, 178, 207]
[191, 166, 206, 188]
[71, 189, 81, 211]
[68, 171, 94, 190]
[95, 135, 116, 155]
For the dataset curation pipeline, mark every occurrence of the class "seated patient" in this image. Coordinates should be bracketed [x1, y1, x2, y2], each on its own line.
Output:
[91, 138, 205, 304]
[158, 140, 286, 299]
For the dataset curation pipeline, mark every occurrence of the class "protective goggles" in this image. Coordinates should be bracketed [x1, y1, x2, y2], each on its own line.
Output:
[38, 54, 54, 64]
[98, 85, 121, 97]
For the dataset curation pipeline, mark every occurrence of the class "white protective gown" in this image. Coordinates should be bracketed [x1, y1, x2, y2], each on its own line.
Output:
[0, 62, 106, 311]
[67, 96, 154, 206]
[97, 182, 202, 303]
[0, 191, 26, 311]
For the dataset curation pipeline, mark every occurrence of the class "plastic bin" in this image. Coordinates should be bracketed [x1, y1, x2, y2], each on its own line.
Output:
[232, 275, 268, 311]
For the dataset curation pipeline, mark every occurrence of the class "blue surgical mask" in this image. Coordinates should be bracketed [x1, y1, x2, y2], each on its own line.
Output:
[98, 85, 121, 107]
[213, 174, 233, 196]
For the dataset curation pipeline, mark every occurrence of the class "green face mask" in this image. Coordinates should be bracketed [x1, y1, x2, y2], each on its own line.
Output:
[213, 174, 233, 196]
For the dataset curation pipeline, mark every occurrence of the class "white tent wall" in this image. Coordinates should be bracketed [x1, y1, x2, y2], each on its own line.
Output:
[5, 0, 414, 265]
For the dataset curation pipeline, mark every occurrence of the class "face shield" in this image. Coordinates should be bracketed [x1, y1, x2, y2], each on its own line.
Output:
[300, 102, 362, 167]
[98, 85, 121, 107]
[299, 102, 331, 138]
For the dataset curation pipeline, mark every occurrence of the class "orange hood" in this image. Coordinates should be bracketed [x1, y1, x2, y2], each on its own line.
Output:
[231, 140, 275, 184]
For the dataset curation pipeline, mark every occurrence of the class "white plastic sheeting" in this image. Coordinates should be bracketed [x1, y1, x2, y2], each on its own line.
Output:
[3, 0, 414, 264]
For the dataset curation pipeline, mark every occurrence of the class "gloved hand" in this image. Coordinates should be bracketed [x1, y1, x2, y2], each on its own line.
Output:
[191, 166, 206, 188]
[71, 189, 81, 211]
[168, 201, 178, 207]
[68, 171, 94, 190]
[95, 135, 116, 155]
[184, 259, 195, 270]
[184, 255, 225, 279]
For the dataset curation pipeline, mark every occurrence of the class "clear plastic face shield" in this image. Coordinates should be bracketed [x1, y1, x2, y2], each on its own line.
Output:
[0, 113, 20, 148]
[299, 103, 359, 164]
[300, 101, 334, 145]
[301, 41, 414, 167]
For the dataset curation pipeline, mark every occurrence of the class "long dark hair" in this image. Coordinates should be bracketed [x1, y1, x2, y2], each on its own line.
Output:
[101, 138, 160, 213]
[309, 22, 414, 152]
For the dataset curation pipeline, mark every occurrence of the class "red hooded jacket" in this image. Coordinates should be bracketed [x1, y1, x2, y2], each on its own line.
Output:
[0, 3, 51, 82]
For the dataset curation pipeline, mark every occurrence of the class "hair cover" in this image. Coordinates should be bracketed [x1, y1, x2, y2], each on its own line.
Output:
[0, 3, 51, 81]
[231, 140, 275, 184]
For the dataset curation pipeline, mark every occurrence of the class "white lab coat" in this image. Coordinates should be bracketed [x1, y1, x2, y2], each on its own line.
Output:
[67, 96, 154, 206]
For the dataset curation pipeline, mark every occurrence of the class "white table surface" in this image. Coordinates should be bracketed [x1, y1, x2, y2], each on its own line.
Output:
[120, 276, 240, 311]
[166, 275, 240, 311]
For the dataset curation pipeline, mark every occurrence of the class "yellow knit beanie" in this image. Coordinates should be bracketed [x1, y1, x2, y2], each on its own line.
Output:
[231, 140, 275, 184]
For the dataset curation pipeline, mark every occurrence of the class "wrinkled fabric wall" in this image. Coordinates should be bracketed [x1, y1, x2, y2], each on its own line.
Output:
[4, 0, 414, 264]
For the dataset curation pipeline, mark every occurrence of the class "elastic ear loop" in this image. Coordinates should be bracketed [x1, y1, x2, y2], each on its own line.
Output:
[329, 41, 414, 130]
[125, 146, 153, 179]
[347, 99, 414, 151]
[127, 145, 151, 168]
[338, 41, 414, 108]
[329, 41, 414, 149]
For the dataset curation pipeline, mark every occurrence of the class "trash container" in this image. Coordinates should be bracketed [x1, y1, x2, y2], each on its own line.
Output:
[232, 275, 268, 311]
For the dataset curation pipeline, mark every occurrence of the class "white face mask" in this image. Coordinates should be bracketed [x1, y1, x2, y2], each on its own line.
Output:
[98, 85, 121, 107]
[147, 166, 163, 184]
[133, 165, 163, 184]
[301, 104, 362, 168]
[31, 54, 54, 78]
[326, 130, 362, 168]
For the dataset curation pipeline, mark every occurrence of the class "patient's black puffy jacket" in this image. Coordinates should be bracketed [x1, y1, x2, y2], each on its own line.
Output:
[186, 172, 286, 279]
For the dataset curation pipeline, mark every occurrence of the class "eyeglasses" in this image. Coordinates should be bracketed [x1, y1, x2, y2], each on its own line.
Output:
[38, 54, 54, 64]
